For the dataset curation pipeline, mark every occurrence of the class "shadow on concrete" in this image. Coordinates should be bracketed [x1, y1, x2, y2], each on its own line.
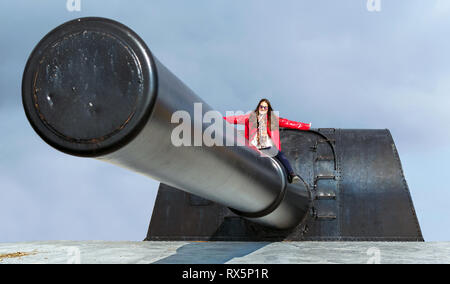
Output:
[152, 242, 270, 264]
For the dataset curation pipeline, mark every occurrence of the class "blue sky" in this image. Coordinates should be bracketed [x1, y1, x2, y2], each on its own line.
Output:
[1, 0, 449, 242]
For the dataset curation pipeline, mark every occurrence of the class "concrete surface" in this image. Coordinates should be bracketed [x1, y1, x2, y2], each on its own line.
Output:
[0, 241, 449, 264]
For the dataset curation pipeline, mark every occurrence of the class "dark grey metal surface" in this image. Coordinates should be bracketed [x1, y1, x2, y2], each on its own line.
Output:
[146, 128, 424, 241]
[22, 17, 311, 230]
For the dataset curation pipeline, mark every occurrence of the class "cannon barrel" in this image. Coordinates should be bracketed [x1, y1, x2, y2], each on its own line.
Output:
[22, 17, 311, 230]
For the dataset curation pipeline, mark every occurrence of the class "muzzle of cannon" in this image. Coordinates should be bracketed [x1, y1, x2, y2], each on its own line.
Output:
[22, 17, 423, 241]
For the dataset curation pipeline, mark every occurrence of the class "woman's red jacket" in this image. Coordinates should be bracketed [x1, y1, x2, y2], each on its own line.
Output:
[223, 113, 311, 151]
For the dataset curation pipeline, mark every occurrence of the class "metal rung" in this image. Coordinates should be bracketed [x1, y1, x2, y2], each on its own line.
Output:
[315, 175, 336, 181]
[316, 214, 337, 221]
[315, 192, 336, 200]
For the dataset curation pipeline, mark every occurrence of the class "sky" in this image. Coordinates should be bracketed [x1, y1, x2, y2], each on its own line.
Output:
[1, 0, 449, 242]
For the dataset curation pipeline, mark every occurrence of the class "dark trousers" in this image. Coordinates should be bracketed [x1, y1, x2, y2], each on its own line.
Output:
[260, 146, 295, 175]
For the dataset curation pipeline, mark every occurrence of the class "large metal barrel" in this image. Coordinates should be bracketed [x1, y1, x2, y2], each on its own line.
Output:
[22, 17, 311, 230]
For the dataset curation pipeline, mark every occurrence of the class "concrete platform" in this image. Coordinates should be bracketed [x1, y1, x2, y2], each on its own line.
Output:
[0, 241, 449, 264]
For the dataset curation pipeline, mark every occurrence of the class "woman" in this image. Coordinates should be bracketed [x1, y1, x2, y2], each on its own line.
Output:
[223, 98, 311, 183]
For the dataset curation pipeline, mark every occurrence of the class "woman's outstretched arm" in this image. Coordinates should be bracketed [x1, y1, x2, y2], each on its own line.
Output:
[279, 117, 311, 130]
[222, 113, 250, 125]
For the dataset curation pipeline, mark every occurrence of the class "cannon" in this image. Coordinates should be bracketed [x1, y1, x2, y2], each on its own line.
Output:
[22, 17, 423, 241]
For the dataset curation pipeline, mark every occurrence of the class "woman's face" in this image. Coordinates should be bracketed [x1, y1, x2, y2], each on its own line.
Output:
[259, 101, 269, 115]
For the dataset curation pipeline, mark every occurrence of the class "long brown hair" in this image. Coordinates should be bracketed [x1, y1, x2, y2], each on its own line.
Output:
[251, 98, 279, 130]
